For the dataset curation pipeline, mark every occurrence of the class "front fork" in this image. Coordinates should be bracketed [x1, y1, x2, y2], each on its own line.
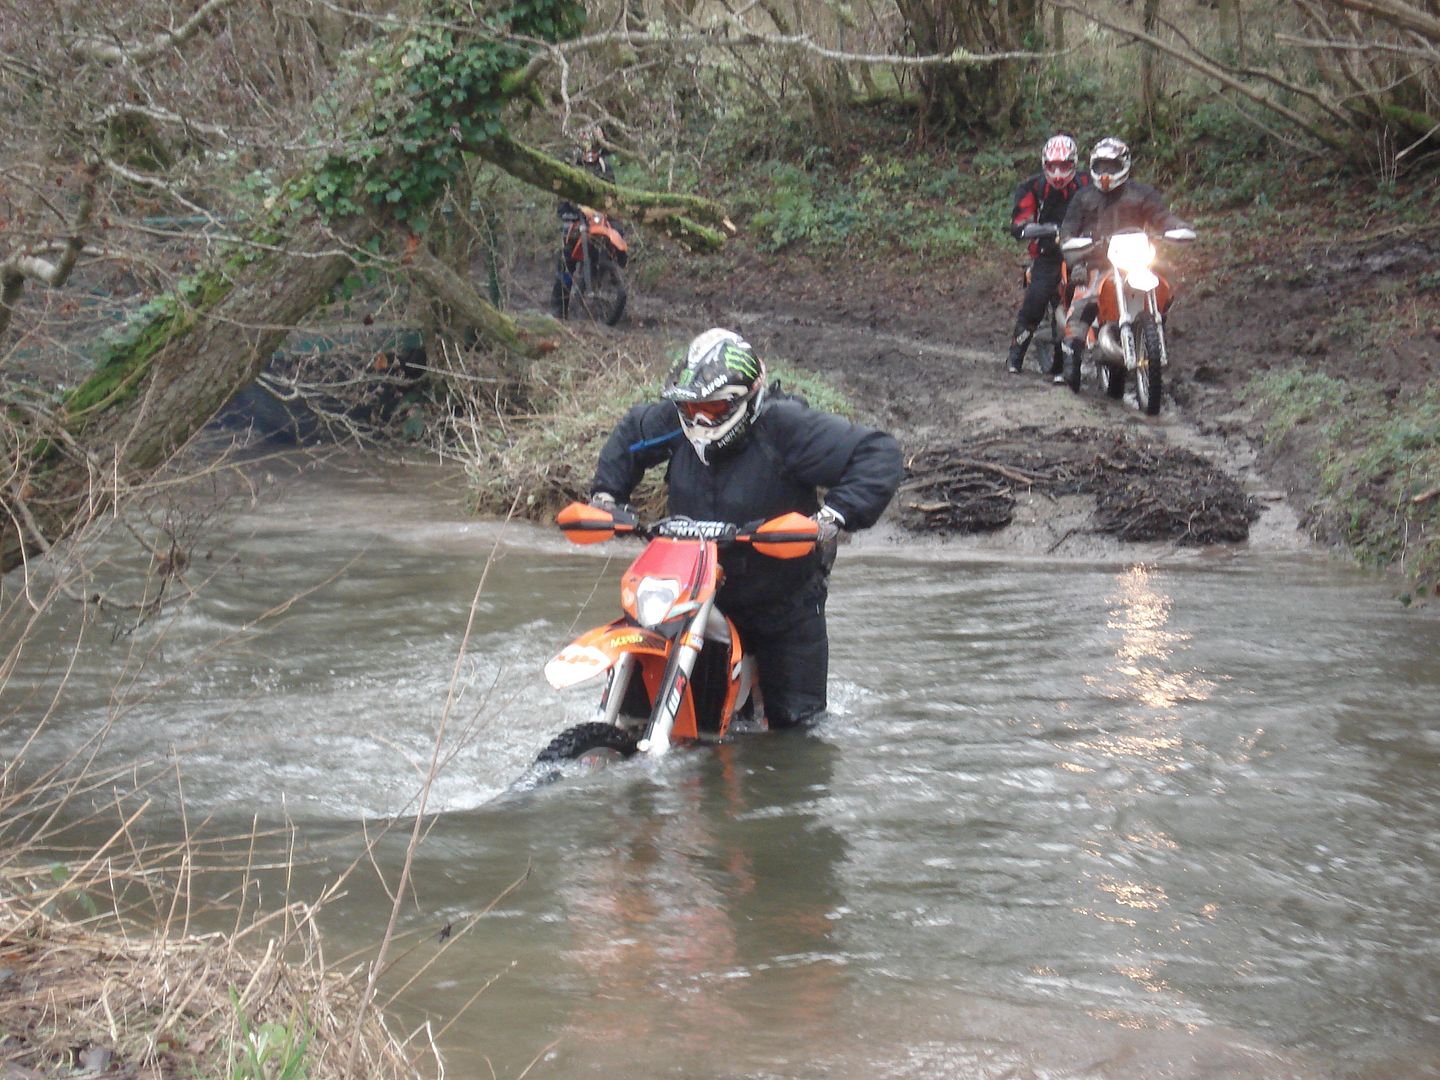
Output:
[1117, 280, 1167, 371]
[635, 597, 715, 755]
[592, 651, 637, 727]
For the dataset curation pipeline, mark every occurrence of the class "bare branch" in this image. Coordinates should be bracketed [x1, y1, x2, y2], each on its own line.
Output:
[0, 162, 99, 338]
[1053, 1, 1351, 150]
[1329, 0, 1440, 40]
[69, 0, 250, 66]
[1276, 32, 1440, 60]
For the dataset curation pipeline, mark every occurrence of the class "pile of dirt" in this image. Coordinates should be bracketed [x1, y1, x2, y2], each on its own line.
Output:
[897, 427, 1260, 545]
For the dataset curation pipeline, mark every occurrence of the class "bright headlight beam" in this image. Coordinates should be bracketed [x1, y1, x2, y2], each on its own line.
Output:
[635, 577, 683, 628]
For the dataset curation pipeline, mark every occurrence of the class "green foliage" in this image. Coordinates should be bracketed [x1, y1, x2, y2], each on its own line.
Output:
[1241, 368, 1348, 443]
[305, 0, 584, 224]
[733, 144, 1012, 258]
[745, 163, 859, 252]
[42, 862, 99, 920]
[226, 989, 312, 1080]
[1319, 386, 1440, 578]
[766, 359, 855, 418]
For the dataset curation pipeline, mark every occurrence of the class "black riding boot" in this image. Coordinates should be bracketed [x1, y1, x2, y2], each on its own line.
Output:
[1006, 322, 1034, 374]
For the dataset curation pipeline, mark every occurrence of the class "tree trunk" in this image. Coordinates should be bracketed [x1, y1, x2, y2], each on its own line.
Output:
[895, 0, 1033, 134]
[3, 218, 358, 574]
[1140, 0, 1160, 129]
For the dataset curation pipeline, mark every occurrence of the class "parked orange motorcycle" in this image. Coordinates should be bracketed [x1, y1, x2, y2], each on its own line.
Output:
[535, 501, 819, 770]
[551, 206, 628, 326]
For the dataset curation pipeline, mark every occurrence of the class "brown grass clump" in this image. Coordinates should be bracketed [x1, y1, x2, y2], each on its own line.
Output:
[0, 867, 417, 1079]
[433, 327, 673, 522]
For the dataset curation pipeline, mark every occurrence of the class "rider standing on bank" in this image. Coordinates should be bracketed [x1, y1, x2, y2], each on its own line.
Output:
[1007, 133, 1088, 379]
[588, 328, 903, 729]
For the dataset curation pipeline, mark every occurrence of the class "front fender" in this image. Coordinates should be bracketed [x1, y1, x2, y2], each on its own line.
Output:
[544, 619, 669, 689]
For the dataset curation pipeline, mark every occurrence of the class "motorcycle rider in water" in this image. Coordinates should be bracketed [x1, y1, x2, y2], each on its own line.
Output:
[1057, 136, 1193, 390]
[1007, 133, 1088, 380]
[588, 328, 903, 729]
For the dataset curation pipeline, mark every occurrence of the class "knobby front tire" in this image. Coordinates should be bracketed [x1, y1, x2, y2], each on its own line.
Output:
[535, 722, 639, 765]
[1138, 320, 1165, 416]
[571, 253, 627, 326]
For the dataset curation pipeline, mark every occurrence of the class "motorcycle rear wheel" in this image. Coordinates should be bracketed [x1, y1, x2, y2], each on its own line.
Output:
[1064, 346, 1083, 393]
[1098, 360, 1126, 399]
[535, 722, 639, 767]
[1137, 320, 1165, 416]
[1047, 303, 1065, 377]
[570, 252, 627, 326]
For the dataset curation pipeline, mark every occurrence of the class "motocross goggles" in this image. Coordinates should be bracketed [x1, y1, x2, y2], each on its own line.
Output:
[676, 398, 736, 425]
[1043, 161, 1075, 182]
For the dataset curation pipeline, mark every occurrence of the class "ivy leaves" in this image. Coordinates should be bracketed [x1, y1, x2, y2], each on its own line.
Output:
[310, 0, 583, 224]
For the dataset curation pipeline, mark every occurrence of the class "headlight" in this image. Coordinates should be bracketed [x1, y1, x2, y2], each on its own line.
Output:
[635, 576, 683, 628]
[1107, 233, 1155, 274]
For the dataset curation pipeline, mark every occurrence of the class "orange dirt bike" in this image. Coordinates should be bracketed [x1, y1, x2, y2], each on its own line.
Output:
[1060, 226, 1196, 414]
[1018, 222, 1071, 377]
[551, 205, 628, 325]
[536, 502, 820, 770]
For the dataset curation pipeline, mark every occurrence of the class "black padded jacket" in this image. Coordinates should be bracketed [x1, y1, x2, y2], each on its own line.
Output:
[1059, 180, 1190, 268]
[591, 398, 903, 613]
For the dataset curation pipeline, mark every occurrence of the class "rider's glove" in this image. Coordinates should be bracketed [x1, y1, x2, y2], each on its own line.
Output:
[813, 505, 844, 572]
[590, 491, 636, 527]
[590, 491, 633, 514]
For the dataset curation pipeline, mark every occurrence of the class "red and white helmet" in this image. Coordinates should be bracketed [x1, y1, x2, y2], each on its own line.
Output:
[1042, 134, 1078, 185]
[1089, 136, 1132, 193]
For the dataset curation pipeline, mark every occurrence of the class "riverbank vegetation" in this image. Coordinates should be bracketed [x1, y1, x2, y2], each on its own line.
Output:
[0, 759, 418, 1076]
[2, 0, 1438, 1073]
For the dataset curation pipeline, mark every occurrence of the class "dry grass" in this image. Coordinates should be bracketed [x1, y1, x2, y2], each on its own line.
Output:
[0, 887, 415, 1078]
[433, 324, 673, 521]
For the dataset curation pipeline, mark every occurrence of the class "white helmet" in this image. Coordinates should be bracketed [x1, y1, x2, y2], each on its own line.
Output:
[1089, 137, 1131, 193]
[662, 329, 767, 463]
[1042, 134, 1078, 185]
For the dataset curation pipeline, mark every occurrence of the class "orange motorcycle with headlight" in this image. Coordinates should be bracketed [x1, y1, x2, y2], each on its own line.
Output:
[1061, 226, 1196, 414]
[535, 502, 818, 772]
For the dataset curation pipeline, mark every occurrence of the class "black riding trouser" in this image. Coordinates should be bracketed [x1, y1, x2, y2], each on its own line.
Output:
[725, 583, 829, 729]
[1017, 255, 1064, 333]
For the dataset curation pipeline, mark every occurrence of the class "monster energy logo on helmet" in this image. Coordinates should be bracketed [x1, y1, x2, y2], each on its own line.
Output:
[721, 343, 760, 379]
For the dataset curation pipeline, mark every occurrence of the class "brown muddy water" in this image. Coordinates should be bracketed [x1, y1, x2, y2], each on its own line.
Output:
[4, 462, 1439, 1078]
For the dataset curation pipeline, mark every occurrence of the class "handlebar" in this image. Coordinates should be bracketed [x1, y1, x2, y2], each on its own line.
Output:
[1020, 222, 1059, 240]
[556, 502, 818, 560]
[1061, 227, 1197, 255]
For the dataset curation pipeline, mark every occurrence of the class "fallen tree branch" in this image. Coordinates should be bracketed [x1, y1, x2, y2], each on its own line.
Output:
[69, 0, 248, 66]
[478, 132, 734, 252]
